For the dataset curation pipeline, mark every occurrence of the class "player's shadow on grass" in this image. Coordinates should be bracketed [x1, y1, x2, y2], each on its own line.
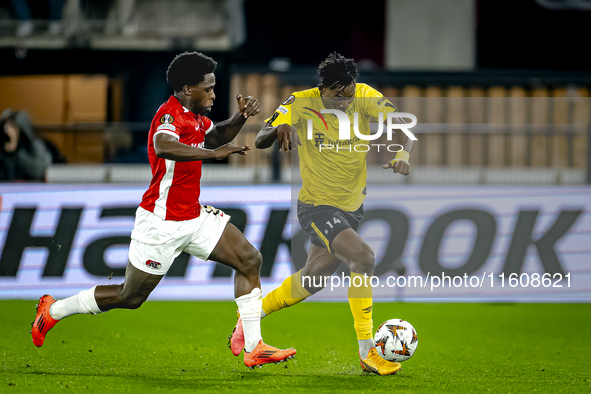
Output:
[22, 368, 398, 387]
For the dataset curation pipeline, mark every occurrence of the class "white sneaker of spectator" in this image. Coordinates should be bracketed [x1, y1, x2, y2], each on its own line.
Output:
[16, 21, 34, 37]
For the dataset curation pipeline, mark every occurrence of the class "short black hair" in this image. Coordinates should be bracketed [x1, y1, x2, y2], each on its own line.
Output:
[316, 52, 359, 89]
[166, 52, 217, 92]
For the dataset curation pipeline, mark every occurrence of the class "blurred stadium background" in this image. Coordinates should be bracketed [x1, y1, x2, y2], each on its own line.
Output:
[0, 0, 590, 302]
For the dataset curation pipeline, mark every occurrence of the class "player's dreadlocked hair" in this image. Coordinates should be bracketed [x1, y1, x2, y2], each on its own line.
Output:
[166, 52, 217, 92]
[316, 52, 359, 90]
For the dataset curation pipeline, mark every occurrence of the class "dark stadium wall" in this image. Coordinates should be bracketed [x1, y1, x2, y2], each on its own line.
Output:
[229, 0, 387, 67]
[476, 0, 591, 70]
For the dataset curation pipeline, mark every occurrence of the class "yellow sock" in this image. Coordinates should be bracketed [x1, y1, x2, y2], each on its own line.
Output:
[348, 272, 373, 340]
[262, 269, 312, 316]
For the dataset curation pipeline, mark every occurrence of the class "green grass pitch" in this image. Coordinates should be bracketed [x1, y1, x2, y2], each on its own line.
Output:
[1, 300, 590, 393]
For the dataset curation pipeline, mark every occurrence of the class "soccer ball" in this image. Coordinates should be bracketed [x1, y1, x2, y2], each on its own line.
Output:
[374, 319, 418, 362]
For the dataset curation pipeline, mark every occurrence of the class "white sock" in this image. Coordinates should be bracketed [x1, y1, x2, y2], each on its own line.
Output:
[359, 338, 375, 359]
[49, 286, 102, 320]
[235, 288, 263, 352]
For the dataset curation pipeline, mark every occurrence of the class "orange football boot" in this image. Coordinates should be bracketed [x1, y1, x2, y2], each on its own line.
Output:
[243, 340, 296, 369]
[31, 295, 60, 347]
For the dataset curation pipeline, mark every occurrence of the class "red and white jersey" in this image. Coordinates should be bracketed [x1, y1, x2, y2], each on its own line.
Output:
[139, 95, 214, 221]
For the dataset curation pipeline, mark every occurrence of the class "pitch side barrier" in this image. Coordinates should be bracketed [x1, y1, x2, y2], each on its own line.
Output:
[0, 185, 589, 301]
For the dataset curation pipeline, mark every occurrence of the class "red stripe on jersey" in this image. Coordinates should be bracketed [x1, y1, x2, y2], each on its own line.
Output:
[139, 96, 213, 221]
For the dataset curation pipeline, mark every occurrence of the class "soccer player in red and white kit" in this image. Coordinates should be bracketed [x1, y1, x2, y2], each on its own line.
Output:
[31, 52, 296, 369]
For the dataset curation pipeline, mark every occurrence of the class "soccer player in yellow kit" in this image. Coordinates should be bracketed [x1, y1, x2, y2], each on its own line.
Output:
[229, 53, 415, 375]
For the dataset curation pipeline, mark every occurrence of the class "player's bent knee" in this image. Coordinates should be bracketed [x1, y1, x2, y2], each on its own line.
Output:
[303, 263, 336, 279]
[127, 296, 147, 309]
[238, 248, 262, 278]
[305, 276, 327, 294]
[119, 293, 148, 309]
[351, 248, 375, 275]
[116, 285, 152, 309]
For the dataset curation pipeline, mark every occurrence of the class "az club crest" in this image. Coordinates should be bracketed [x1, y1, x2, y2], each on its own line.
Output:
[146, 260, 162, 269]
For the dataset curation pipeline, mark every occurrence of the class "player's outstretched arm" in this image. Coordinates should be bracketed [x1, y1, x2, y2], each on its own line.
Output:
[205, 95, 260, 148]
[255, 123, 284, 149]
[382, 129, 415, 175]
[155, 133, 249, 161]
[255, 123, 300, 151]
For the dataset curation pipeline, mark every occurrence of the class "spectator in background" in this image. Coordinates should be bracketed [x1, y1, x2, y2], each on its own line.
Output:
[0, 109, 52, 181]
[10, 0, 65, 36]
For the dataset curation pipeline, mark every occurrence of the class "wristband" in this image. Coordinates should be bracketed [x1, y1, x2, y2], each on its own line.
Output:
[389, 150, 410, 167]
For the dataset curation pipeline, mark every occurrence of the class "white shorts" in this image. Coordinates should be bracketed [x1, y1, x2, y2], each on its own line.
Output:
[128, 205, 230, 275]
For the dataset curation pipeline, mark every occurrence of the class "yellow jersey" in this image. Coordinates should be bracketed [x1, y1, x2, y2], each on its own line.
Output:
[266, 83, 398, 212]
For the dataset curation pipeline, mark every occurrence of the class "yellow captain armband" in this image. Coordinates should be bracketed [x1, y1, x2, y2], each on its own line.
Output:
[389, 150, 410, 167]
